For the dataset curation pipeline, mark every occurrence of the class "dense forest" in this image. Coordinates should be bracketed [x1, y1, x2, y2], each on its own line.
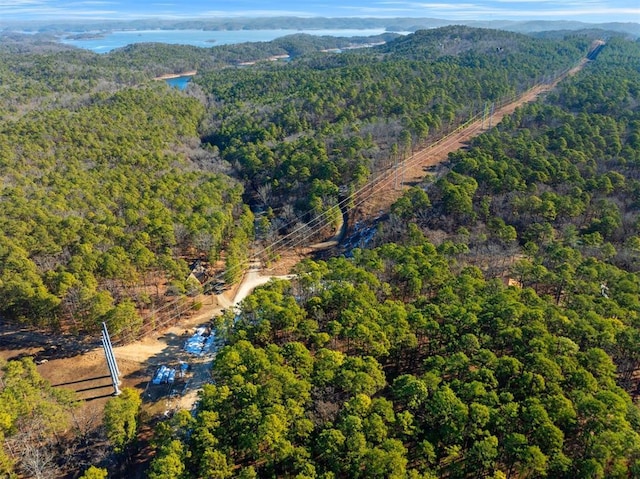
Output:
[144, 33, 640, 479]
[0, 26, 588, 336]
[197, 27, 586, 239]
[0, 83, 252, 334]
[0, 38, 261, 335]
[2, 24, 640, 479]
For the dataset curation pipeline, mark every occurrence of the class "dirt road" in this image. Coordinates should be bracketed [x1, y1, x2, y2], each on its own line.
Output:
[157, 66, 583, 408]
[351, 59, 587, 221]
[14, 261, 294, 416]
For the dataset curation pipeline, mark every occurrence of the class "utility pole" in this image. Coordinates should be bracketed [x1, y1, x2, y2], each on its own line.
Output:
[394, 156, 399, 190]
[489, 102, 495, 129]
[482, 102, 489, 129]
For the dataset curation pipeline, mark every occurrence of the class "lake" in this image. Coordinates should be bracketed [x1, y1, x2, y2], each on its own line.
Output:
[165, 76, 193, 90]
[61, 28, 388, 53]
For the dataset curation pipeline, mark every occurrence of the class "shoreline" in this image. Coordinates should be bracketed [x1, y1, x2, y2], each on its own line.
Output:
[154, 70, 197, 80]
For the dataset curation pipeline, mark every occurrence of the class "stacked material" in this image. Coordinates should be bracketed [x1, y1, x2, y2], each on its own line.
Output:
[152, 365, 167, 385]
[184, 332, 206, 355]
[152, 365, 177, 385]
[184, 327, 217, 356]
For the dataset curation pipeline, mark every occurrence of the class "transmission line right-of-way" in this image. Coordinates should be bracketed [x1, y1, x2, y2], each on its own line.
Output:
[117, 57, 588, 344]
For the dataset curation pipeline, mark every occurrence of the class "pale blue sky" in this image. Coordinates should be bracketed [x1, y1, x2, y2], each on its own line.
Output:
[1, 0, 639, 23]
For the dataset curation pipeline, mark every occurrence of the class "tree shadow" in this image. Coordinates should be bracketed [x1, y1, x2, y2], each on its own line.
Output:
[0, 318, 99, 362]
[52, 375, 111, 387]
[74, 383, 115, 394]
[85, 393, 118, 402]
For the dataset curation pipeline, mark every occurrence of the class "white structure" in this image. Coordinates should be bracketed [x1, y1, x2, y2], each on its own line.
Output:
[101, 322, 121, 395]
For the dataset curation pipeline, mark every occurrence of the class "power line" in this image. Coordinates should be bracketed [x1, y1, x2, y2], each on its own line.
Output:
[114, 62, 581, 344]
[118, 109, 488, 344]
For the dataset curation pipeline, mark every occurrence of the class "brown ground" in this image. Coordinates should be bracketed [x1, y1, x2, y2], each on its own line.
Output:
[0, 292, 227, 418]
[0, 267, 288, 420]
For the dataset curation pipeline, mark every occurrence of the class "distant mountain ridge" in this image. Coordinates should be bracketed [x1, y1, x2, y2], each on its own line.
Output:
[2, 16, 639, 38]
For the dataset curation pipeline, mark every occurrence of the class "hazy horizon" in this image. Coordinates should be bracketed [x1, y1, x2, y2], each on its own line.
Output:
[1, 0, 638, 25]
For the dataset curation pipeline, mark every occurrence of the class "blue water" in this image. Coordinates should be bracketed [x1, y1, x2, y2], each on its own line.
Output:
[165, 76, 192, 90]
[61, 28, 388, 54]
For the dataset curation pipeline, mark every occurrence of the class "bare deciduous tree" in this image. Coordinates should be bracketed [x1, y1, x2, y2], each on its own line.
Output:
[257, 183, 272, 207]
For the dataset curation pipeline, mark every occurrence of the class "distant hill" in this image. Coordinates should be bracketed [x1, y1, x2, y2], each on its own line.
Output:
[376, 25, 586, 61]
[2, 17, 639, 39]
[480, 20, 640, 38]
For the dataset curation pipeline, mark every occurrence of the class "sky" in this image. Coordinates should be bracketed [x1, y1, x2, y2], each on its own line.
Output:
[1, 0, 639, 24]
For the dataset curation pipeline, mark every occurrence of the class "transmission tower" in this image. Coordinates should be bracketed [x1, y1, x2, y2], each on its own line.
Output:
[101, 322, 121, 396]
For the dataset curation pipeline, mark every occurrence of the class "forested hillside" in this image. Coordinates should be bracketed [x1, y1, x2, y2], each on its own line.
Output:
[197, 27, 586, 242]
[3, 26, 639, 478]
[0, 26, 590, 337]
[146, 34, 640, 479]
[0, 74, 249, 334]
